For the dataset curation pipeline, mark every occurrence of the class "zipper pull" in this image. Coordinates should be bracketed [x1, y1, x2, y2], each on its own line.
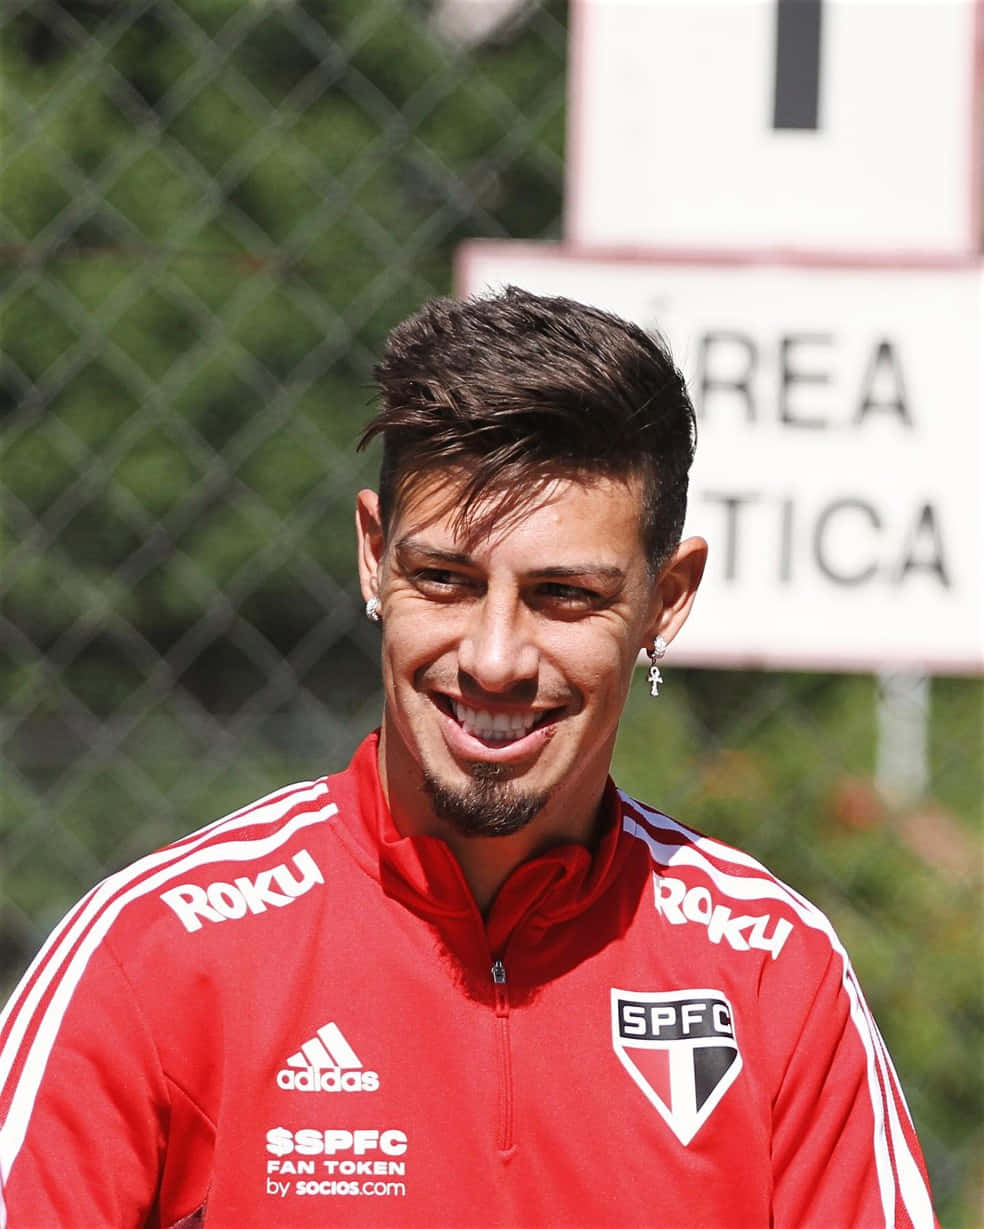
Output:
[491, 959, 507, 985]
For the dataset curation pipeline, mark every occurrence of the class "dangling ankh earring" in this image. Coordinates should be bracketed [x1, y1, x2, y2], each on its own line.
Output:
[647, 635, 667, 697]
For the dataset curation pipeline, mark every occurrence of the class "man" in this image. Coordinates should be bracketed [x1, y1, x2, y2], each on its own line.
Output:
[1, 287, 935, 1227]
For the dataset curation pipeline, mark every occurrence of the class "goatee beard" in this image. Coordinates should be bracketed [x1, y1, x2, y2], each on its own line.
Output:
[423, 763, 550, 838]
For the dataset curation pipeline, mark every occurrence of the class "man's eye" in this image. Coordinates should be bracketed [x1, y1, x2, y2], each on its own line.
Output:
[537, 583, 597, 607]
[413, 569, 472, 593]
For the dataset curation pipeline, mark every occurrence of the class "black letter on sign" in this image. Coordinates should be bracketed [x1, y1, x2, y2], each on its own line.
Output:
[780, 334, 832, 428]
[814, 499, 880, 585]
[703, 492, 760, 582]
[697, 332, 758, 423]
[896, 504, 950, 587]
[773, 0, 824, 130]
[779, 497, 795, 583]
[855, 340, 913, 427]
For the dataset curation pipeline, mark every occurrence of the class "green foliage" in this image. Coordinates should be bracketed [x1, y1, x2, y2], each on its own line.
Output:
[1, 0, 567, 713]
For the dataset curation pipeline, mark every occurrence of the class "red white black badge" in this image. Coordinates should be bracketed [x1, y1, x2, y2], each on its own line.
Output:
[611, 988, 742, 1145]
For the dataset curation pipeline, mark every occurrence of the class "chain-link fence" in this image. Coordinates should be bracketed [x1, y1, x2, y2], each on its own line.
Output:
[1, 3, 981, 1224]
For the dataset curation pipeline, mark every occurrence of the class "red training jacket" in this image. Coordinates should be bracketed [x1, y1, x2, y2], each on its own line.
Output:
[0, 733, 937, 1227]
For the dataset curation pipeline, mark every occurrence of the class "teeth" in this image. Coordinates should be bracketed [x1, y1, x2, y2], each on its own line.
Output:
[452, 701, 540, 743]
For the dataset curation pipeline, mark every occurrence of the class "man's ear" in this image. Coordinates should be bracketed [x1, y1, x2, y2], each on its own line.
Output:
[647, 536, 708, 647]
[355, 489, 385, 603]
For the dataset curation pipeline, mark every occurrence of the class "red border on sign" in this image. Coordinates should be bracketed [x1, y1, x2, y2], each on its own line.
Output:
[455, 239, 983, 276]
[645, 648, 983, 679]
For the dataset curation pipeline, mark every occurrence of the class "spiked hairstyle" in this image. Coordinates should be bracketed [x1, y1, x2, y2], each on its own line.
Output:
[359, 286, 696, 574]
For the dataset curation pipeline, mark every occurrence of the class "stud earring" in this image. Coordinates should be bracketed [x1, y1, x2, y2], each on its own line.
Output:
[365, 596, 382, 623]
[647, 635, 667, 697]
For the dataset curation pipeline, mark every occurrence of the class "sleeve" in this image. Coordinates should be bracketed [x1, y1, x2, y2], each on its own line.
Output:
[769, 943, 938, 1229]
[0, 934, 169, 1227]
[1, 904, 214, 1229]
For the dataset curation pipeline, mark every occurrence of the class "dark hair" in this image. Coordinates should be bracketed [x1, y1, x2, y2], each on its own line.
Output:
[358, 285, 696, 573]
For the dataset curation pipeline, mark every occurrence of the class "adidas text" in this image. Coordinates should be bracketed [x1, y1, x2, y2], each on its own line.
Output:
[654, 874, 793, 959]
[161, 850, 323, 932]
[277, 1068, 379, 1093]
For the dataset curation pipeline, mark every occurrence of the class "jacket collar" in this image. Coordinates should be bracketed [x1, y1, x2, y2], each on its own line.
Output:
[330, 731, 630, 953]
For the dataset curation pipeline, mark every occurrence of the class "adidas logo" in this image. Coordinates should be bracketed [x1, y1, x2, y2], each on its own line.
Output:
[276, 1023, 379, 1093]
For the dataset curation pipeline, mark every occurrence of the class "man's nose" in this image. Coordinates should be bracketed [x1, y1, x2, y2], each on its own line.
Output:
[456, 593, 539, 693]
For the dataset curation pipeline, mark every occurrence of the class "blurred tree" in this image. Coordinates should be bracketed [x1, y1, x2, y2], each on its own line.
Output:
[0, 0, 567, 911]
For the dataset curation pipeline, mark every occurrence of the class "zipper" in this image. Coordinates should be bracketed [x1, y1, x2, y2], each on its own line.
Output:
[490, 958, 515, 1155]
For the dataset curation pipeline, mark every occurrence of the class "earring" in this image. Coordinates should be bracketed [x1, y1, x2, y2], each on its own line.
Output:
[647, 635, 667, 697]
[365, 596, 381, 623]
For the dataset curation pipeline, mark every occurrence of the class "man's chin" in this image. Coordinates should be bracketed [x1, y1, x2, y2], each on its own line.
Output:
[422, 767, 550, 839]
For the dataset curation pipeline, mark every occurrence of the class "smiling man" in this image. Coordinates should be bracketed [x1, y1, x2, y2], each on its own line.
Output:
[1, 288, 936, 1227]
[356, 467, 704, 910]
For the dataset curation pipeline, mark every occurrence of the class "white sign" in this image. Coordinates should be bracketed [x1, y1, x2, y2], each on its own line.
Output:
[457, 244, 984, 674]
[568, 0, 982, 255]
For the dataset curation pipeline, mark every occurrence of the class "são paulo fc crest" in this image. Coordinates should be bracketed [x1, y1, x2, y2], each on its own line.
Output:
[611, 988, 742, 1146]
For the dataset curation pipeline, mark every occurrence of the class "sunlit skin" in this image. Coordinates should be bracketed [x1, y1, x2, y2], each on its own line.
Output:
[356, 470, 707, 912]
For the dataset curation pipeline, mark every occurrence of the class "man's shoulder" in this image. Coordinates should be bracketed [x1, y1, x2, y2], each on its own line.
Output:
[143, 775, 342, 932]
[615, 789, 842, 969]
[1, 772, 370, 1106]
[616, 786, 782, 881]
[65, 775, 345, 966]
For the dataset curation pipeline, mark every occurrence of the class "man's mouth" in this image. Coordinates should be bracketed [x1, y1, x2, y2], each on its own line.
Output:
[437, 696, 561, 746]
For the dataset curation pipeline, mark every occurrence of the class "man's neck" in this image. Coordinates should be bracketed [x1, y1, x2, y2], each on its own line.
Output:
[436, 822, 591, 917]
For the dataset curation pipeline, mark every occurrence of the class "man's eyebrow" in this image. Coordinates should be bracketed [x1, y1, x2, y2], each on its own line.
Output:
[535, 565, 627, 585]
[393, 537, 473, 567]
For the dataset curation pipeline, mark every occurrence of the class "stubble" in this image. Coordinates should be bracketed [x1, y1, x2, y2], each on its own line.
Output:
[422, 761, 550, 838]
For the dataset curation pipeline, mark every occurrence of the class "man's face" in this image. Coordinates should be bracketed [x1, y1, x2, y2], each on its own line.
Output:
[357, 470, 695, 842]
